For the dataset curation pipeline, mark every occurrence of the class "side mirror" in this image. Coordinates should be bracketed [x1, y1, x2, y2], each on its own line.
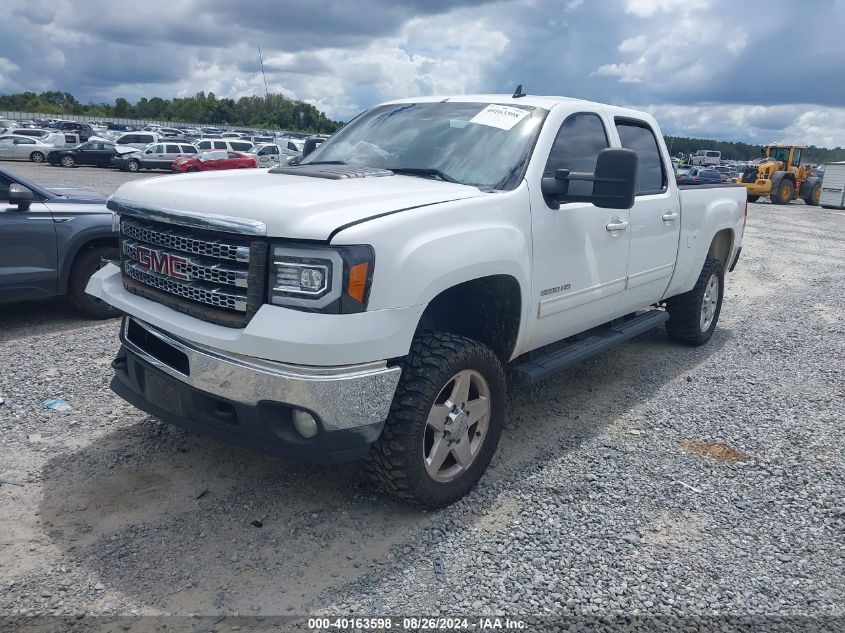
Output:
[8, 183, 34, 210]
[541, 148, 639, 210]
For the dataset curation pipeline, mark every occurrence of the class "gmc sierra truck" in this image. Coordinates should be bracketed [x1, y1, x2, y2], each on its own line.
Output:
[87, 94, 746, 506]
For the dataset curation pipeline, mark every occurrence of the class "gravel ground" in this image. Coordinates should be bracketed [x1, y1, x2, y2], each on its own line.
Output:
[4, 160, 167, 197]
[0, 165, 843, 628]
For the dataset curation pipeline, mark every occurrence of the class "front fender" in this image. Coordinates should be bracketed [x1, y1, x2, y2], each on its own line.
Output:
[331, 185, 533, 354]
[52, 210, 118, 295]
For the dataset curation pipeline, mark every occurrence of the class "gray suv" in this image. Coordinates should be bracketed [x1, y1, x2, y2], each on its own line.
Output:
[113, 142, 198, 172]
[0, 167, 119, 318]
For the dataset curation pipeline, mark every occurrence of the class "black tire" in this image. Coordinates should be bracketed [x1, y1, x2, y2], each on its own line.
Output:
[68, 246, 121, 319]
[30, 151, 45, 163]
[746, 194, 759, 203]
[770, 179, 794, 204]
[803, 182, 821, 206]
[60, 155, 75, 168]
[665, 257, 724, 346]
[367, 331, 506, 507]
[186, 166, 199, 172]
[126, 159, 140, 172]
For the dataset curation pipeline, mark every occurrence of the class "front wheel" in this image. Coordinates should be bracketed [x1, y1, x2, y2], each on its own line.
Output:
[68, 246, 121, 319]
[770, 179, 794, 204]
[747, 194, 759, 203]
[665, 257, 724, 346]
[367, 332, 506, 507]
[30, 151, 45, 163]
[126, 159, 140, 172]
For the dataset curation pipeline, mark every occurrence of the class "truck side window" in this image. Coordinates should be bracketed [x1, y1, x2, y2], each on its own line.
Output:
[615, 119, 666, 195]
[544, 113, 609, 198]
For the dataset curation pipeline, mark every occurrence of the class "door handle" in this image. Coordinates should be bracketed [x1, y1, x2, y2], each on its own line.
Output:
[662, 211, 679, 222]
[606, 219, 629, 231]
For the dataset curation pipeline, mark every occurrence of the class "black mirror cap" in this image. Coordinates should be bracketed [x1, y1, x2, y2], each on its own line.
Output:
[9, 183, 34, 210]
[592, 147, 638, 210]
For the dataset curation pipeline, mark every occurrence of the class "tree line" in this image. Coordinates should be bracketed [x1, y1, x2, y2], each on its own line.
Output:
[0, 90, 341, 133]
[665, 135, 845, 164]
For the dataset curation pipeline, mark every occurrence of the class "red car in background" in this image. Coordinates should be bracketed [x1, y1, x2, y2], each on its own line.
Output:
[172, 150, 257, 173]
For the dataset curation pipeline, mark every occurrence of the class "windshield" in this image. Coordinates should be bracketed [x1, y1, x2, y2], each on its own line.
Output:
[302, 102, 546, 190]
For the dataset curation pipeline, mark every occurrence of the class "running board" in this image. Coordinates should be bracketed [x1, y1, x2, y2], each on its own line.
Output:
[511, 310, 670, 386]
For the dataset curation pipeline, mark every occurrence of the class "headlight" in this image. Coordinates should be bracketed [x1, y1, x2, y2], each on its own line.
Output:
[268, 244, 374, 313]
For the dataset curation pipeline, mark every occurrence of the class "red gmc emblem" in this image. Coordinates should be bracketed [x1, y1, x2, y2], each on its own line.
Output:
[135, 245, 190, 281]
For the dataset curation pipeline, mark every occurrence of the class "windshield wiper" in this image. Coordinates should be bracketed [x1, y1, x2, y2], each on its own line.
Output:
[304, 160, 347, 165]
[387, 167, 458, 183]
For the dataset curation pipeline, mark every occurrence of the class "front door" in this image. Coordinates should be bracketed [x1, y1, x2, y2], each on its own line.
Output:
[526, 111, 631, 351]
[0, 174, 57, 301]
[613, 118, 681, 311]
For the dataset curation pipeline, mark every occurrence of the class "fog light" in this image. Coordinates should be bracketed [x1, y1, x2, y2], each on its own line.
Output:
[292, 409, 319, 439]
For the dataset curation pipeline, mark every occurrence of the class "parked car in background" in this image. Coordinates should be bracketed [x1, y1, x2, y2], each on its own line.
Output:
[200, 127, 223, 135]
[0, 166, 119, 318]
[249, 142, 287, 167]
[195, 138, 254, 152]
[42, 132, 85, 147]
[106, 123, 140, 133]
[676, 167, 722, 185]
[113, 142, 198, 172]
[712, 165, 735, 182]
[280, 138, 305, 158]
[171, 149, 257, 172]
[0, 135, 54, 162]
[690, 149, 721, 166]
[0, 119, 18, 132]
[241, 135, 274, 144]
[111, 132, 159, 150]
[51, 121, 95, 141]
[47, 141, 120, 167]
[8, 128, 52, 141]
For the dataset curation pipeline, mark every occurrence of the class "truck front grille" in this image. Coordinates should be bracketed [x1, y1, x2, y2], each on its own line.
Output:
[119, 218, 266, 328]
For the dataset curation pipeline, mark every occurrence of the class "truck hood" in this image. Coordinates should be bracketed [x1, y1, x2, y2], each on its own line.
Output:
[110, 169, 487, 240]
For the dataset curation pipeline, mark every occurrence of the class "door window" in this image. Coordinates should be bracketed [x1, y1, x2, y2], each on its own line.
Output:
[615, 119, 666, 195]
[15, 138, 35, 145]
[544, 112, 609, 198]
[197, 141, 212, 150]
[180, 145, 197, 154]
[213, 141, 227, 149]
[166, 144, 180, 153]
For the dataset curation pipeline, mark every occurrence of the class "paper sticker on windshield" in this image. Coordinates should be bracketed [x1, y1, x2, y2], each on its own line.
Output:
[469, 104, 530, 131]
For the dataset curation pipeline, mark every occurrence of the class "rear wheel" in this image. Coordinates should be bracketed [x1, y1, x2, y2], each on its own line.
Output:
[666, 257, 724, 346]
[367, 331, 506, 507]
[30, 151, 45, 163]
[60, 155, 75, 168]
[770, 179, 794, 204]
[803, 182, 821, 206]
[68, 246, 121, 319]
[746, 194, 759, 203]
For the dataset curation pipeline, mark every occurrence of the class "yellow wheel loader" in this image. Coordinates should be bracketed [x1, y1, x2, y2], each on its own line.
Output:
[736, 144, 822, 205]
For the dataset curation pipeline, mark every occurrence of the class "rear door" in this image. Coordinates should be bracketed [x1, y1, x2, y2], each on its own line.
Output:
[614, 117, 681, 312]
[0, 173, 58, 301]
[12, 137, 37, 160]
[0, 137, 15, 159]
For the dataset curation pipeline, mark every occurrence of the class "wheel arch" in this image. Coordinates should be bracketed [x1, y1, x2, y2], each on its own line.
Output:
[417, 274, 523, 362]
[707, 228, 734, 270]
[57, 231, 119, 296]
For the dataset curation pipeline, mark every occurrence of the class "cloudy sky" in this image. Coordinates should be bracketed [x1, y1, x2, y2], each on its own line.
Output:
[1, 0, 844, 146]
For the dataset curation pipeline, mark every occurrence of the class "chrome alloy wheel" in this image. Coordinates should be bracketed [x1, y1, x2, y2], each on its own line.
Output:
[700, 273, 720, 332]
[424, 369, 491, 483]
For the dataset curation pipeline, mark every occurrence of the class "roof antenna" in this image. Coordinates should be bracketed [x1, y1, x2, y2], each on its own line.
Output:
[512, 84, 526, 98]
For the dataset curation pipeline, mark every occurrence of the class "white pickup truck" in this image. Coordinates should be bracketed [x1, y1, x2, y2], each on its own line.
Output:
[88, 94, 746, 507]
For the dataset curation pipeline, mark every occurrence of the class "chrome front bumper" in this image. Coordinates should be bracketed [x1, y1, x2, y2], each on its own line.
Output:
[120, 316, 401, 430]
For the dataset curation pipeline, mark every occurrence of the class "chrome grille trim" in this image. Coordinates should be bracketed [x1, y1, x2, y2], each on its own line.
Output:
[108, 198, 267, 236]
[121, 219, 250, 263]
[125, 263, 248, 312]
[122, 240, 249, 288]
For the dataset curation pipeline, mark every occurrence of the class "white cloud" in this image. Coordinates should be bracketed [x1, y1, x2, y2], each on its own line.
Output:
[617, 35, 647, 53]
[624, 0, 709, 17]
